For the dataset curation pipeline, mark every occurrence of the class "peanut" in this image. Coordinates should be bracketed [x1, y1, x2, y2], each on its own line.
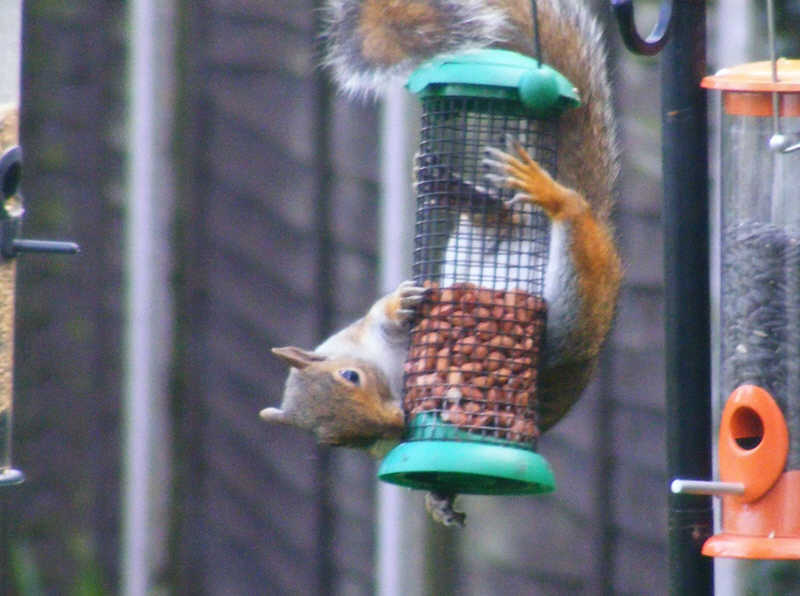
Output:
[488, 334, 514, 350]
[464, 401, 481, 414]
[462, 385, 484, 401]
[497, 410, 515, 428]
[442, 404, 467, 426]
[461, 361, 482, 375]
[487, 387, 504, 404]
[455, 335, 477, 354]
[472, 344, 489, 360]
[476, 320, 498, 340]
[451, 311, 476, 328]
[435, 346, 450, 372]
[475, 306, 491, 320]
[486, 351, 505, 372]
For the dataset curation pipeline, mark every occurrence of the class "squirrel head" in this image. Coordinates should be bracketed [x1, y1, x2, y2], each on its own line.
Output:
[265, 346, 405, 448]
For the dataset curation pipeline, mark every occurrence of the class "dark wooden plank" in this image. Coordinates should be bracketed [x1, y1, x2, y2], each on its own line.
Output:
[611, 286, 665, 353]
[205, 18, 314, 72]
[617, 211, 664, 289]
[209, 0, 314, 30]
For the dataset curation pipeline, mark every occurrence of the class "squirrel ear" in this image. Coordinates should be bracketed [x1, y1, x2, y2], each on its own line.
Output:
[271, 346, 326, 370]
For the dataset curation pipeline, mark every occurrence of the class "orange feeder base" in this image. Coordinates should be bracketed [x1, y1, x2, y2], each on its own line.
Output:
[703, 470, 800, 559]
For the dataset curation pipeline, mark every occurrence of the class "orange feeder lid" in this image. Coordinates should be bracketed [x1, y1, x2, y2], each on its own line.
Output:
[701, 59, 800, 116]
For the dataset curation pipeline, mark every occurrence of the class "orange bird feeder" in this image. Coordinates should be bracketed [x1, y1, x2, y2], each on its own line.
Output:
[672, 60, 800, 559]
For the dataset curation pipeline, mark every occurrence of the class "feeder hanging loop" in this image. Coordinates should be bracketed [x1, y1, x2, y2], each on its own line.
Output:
[611, 0, 673, 56]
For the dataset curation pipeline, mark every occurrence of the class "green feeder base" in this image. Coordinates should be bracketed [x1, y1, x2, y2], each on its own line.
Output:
[378, 439, 555, 496]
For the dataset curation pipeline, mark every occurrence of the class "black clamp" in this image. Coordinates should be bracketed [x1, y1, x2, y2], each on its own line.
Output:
[611, 0, 673, 56]
[0, 145, 79, 259]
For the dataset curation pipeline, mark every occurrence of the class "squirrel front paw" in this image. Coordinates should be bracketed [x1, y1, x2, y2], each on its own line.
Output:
[385, 280, 427, 329]
[482, 138, 584, 221]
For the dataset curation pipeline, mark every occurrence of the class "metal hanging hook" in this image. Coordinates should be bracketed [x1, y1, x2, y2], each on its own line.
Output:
[611, 0, 674, 56]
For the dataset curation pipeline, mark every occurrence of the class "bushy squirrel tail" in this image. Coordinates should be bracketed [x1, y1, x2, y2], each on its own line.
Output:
[322, 0, 529, 96]
[536, 0, 618, 222]
[322, 0, 618, 221]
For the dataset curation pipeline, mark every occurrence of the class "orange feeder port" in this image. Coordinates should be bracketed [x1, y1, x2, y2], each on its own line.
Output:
[702, 386, 800, 559]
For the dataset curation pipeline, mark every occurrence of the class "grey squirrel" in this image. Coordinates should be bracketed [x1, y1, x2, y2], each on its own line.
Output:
[262, 0, 622, 526]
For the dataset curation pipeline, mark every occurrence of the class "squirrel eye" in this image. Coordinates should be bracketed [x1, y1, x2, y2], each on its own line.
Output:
[339, 369, 360, 385]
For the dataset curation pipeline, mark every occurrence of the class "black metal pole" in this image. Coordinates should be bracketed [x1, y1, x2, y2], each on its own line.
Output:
[661, 0, 713, 594]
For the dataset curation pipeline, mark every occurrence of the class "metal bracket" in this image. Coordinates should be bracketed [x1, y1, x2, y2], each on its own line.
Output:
[769, 134, 800, 154]
[671, 478, 745, 496]
[0, 145, 78, 488]
[611, 0, 674, 56]
[0, 145, 80, 259]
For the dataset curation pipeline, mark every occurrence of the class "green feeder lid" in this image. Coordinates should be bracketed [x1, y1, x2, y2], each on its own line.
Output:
[406, 48, 580, 118]
[377, 413, 555, 495]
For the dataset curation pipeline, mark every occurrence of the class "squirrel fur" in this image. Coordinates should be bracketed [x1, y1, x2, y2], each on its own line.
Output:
[263, 0, 622, 525]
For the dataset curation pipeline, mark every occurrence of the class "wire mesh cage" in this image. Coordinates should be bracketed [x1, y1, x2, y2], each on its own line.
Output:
[379, 49, 579, 495]
[403, 95, 555, 450]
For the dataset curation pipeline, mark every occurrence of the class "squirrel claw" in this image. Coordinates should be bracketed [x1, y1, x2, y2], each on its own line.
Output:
[399, 288, 427, 302]
[397, 282, 427, 309]
[395, 308, 416, 320]
[482, 145, 521, 193]
[481, 170, 508, 188]
[505, 191, 533, 208]
[481, 153, 511, 180]
[483, 145, 513, 164]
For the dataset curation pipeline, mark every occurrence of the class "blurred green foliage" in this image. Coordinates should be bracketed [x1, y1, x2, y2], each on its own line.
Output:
[12, 535, 107, 596]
